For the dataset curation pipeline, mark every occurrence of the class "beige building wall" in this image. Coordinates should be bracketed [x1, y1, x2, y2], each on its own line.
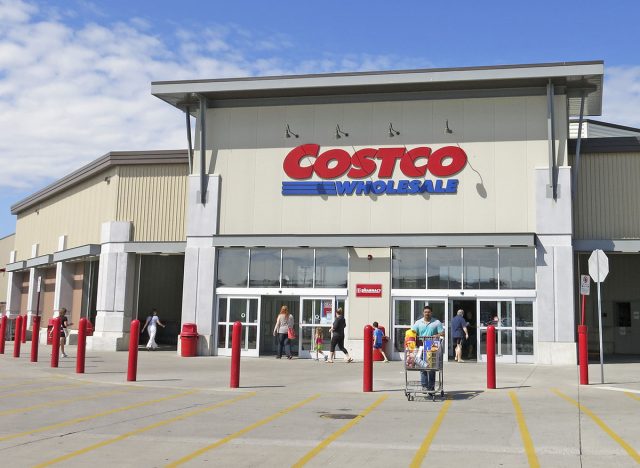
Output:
[0, 234, 15, 308]
[14, 163, 189, 261]
[200, 95, 567, 236]
[574, 151, 640, 239]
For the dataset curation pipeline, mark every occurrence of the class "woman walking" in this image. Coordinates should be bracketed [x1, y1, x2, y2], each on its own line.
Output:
[272, 305, 294, 359]
[141, 309, 165, 350]
[328, 308, 352, 363]
[58, 308, 73, 358]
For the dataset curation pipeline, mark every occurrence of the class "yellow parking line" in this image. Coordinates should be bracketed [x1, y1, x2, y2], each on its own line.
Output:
[292, 394, 388, 467]
[0, 389, 197, 442]
[0, 378, 55, 391]
[166, 394, 320, 467]
[0, 382, 88, 399]
[553, 389, 640, 463]
[410, 399, 452, 468]
[625, 392, 640, 402]
[0, 386, 136, 417]
[509, 392, 540, 468]
[34, 392, 256, 467]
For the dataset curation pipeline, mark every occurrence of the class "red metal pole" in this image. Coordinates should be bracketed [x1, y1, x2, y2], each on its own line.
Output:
[50, 317, 60, 367]
[0, 315, 6, 354]
[127, 320, 140, 382]
[76, 318, 87, 373]
[230, 321, 242, 388]
[13, 315, 23, 358]
[363, 325, 373, 392]
[578, 325, 589, 385]
[486, 325, 496, 389]
[30, 316, 41, 362]
[21, 314, 27, 343]
[581, 294, 586, 326]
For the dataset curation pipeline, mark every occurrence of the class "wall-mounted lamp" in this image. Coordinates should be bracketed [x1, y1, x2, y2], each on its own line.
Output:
[336, 124, 349, 139]
[104, 176, 111, 184]
[444, 119, 453, 134]
[367, 254, 373, 261]
[285, 124, 299, 139]
[388, 123, 400, 137]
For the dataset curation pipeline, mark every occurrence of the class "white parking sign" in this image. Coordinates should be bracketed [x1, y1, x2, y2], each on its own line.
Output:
[580, 275, 590, 295]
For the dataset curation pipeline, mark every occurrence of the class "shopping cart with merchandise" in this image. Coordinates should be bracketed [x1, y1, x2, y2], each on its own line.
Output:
[404, 335, 445, 401]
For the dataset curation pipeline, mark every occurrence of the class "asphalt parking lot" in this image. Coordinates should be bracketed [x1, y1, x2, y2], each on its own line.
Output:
[0, 343, 638, 467]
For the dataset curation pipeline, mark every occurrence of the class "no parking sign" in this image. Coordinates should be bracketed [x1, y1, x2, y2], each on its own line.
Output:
[580, 275, 590, 295]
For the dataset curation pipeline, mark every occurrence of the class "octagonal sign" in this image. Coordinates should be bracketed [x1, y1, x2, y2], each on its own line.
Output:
[588, 249, 609, 283]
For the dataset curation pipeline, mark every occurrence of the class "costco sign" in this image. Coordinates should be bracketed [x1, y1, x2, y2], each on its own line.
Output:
[282, 144, 467, 196]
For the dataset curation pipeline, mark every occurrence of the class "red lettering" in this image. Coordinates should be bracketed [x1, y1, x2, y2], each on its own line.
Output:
[376, 148, 405, 178]
[400, 147, 431, 178]
[315, 148, 351, 179]
[348, 148, 378, 178]
[282, 144, 320, 179]
[428, 146, 467, 177]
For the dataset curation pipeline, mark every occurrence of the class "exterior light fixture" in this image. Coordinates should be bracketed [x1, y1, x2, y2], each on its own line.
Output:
[335, 124, 349, 139]
[444, 119, 453, 134]
[389, 123, 400, 137]
[285, 124, 299, 138]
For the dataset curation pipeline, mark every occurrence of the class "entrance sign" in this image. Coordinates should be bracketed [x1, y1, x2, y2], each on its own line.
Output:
[356, 284, 383, 298]
[282, 144, 467, 196]
[588, 249, 609, 384]
[580, 275, 590, 295]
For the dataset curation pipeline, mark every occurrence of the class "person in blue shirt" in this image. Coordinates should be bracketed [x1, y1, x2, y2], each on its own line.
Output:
[451, 309, 469, 362]
[411, 306, 444, 392]
[372, 322, 389, 362]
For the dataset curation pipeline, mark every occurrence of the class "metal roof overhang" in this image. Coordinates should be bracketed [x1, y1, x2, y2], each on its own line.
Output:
[5, 260, 26, 272]
[52, 244, 101, 263]
[151, 61, 604, 116]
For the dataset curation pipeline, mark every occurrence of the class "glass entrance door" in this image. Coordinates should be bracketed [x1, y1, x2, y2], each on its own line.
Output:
[448, 299, 477, 361]
[217, 296, 260, 357]
[298, 297, 346, 358]
[392, 298, 448, 360]
[478, 300, 515, 363]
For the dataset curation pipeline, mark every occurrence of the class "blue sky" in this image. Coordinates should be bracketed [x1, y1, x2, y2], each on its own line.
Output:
[1, 0, 640, 238]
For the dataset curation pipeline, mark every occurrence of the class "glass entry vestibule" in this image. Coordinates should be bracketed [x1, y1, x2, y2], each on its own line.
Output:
[216, 295, 346, 357]
[392, 297, 535, 363]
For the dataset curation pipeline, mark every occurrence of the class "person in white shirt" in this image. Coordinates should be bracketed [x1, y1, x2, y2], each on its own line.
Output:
[141, 309, 165, 350]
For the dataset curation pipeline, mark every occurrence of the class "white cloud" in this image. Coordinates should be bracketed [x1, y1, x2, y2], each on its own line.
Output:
[601, 66, 640, 129]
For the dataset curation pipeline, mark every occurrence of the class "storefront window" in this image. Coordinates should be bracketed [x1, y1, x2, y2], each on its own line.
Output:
[515, 302, 534, 327]
[427, 248, 462, 289]
[315, 249, 348, 288]
[464, 248, 498, 289]
[392, 248, 426, 289]
[499, 248, 535, 289]
[216, 248, 249, 287]
[282, 249, 314, 288]
[249, 248, 281, 287]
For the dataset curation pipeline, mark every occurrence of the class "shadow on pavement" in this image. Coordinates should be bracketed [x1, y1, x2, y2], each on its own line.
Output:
[445, 390, 483, 400]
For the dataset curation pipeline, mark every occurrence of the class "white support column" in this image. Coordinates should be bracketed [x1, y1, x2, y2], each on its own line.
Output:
[88, 221, 135, 351]
[5, 251, 21, 318]
[535, 167, 576, 365]
[53, 235, 74, 341]
[181, 174, 220, 355]
[25, 244, 40, 333]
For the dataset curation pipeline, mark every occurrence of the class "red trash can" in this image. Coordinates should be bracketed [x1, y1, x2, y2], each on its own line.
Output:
[85, 321, 94, 336]
[373, 325, 388, 361]
[180, 323, 198, 357]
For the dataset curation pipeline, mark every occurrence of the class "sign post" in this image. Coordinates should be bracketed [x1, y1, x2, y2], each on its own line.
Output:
[578, 274, 590, 385]
[588, 249, 609, 384]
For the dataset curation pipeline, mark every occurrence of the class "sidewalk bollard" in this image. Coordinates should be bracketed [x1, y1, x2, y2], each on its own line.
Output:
[21, 314, 27, 344]
[0, 315, 6, 354]
[51, 317, 60, 367]
[578, 325, 589, 385]
[127, 319, 140, 382]
[31, 316, 41, 362]
[76, 318, 87, 374]
[13, 315, 23, 358]
[486, 325, 496, 389]
[230, 321, 242, 388]
[363, 325, 373, 392]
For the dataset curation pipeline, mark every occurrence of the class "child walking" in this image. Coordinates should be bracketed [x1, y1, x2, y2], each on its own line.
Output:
[314, 327, 328, 361]
[373, 322, 390, 362]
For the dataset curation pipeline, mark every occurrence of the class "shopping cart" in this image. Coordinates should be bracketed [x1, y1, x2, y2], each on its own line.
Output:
[404, 336, 445, 401]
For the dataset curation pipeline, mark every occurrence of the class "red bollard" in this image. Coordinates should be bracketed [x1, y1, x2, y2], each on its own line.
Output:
[0, 315, 6, 354]
[76, 318, 87, 374]
[13, 315, 23, 358]
[51, 317, 60, 367]
[21, 314, 27, 343]
[363, 325, 373, 392]
[230, 321, 242, 388]
[486, 325, 496, 389]
[31, 316, 41, 362]
[127, 320, 140, 382]
[578, 325, 589, 385]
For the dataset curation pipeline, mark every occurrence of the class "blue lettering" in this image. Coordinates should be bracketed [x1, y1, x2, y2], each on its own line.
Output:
[336, 181, 359, 195]
[386, 180, 398, 194]
[408, 180, 421, 194]
[397, 180, 409, 194]
[420, 180, 434, 193]
[372, 181, 387, 194]
[445, 179, 459, 193]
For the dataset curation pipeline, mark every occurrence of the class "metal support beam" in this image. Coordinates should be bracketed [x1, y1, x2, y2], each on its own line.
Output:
[185, 104, 193, 175]
[199, 95, 207, 204]
[571, 92, 586, 199]
[546, 80, 558, 200]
